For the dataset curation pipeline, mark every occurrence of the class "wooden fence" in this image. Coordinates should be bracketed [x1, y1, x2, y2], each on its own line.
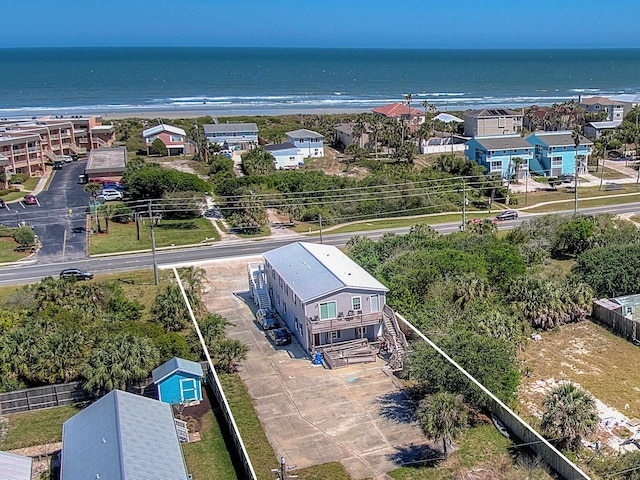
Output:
[593, 300, 640, 343]
[0, 381, 91, 415]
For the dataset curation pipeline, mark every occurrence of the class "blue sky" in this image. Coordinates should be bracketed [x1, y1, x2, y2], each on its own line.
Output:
[2, 0, 639, 49]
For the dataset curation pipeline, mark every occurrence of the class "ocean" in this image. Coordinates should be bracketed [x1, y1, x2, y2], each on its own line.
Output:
[0, 47, 639, 118]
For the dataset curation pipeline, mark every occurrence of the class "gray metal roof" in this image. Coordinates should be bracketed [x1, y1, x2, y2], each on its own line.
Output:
[472, 135, 532, 151]
[0, 451, 33, 480]
[286, 129, 324, 139]
[264, 142, 296, 152]
[335, 123, 354, 134]
[465, 108, 521, 118]
[86, 147, 128, 174]
[263, 242, 388, 304]
[527, 131, 593, 147]
[434, 113, 463, 123]
[203, 123, 258, 134]
[152, 357, 203, 384]
[61, 389, 189, 480]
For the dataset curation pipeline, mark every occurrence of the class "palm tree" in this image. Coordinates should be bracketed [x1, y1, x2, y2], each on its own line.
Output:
[417, 392, 468, 459]
[541, 382, 598, 451]
[151, 283, 192, 332]
[599, 130, 614, 189]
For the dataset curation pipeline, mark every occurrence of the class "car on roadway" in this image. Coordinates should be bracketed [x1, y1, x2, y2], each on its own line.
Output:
[102, 183, 125, 192]
[61, 155, 73, 163]
[24, 194, 38, 205]
[0, 199, 6, 209]
[268, 327, 291, 346]
[53, 161, 63, 170]
[494, 210, 519, 221]
[60, 268, 94, 280]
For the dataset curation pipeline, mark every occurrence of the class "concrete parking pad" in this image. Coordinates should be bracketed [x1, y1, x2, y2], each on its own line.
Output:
[200, 256, 431, 479]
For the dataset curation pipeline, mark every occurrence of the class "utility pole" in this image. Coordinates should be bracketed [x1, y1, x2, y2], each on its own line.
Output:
[271, 456, 297, 480]
[573, 129, 580, 215]
[319, 213, 323, 244]
[148, 201, 159, 285]
[461, 180, 466, 231]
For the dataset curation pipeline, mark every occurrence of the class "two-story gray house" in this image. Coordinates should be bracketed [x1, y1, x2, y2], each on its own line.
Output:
[262, 242, 389, 351]
[203, 122, 259, 150]
[464, 108, 523, 137]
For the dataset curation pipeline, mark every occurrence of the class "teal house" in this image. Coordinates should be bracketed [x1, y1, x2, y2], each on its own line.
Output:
[526, 131, 593, 177]
[152, 357, 204, 405]
[464, 134, 534, 179]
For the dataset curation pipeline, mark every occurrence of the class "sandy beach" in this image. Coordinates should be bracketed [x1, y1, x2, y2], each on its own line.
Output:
[99, 106, 370, 121]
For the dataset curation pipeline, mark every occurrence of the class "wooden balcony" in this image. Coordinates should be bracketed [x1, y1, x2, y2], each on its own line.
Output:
[307, 311, 384, 335]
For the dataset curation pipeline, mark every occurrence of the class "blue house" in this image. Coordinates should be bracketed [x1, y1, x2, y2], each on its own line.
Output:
[152, 357, 204, 405]
[264, 142, 304, 169]
[465, 134, 534, 179]
[203, 122, 259, 150]
[286, 129, 324, 158]
[61, 390, 190, 480]
[526, 131, 593, 177]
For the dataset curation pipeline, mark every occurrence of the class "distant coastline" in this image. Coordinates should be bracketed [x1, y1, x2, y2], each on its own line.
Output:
[1, 47, 639, 120]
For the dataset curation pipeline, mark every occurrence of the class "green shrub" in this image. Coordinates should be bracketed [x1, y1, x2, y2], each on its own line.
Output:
[13, 226, 35, 246]
[8, 173, 29, 185]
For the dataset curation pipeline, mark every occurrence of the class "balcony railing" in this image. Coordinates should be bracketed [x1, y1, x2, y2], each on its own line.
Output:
[306, 311, 384, 335]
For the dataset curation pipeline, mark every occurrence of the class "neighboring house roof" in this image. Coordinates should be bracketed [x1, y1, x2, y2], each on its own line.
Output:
[264, 142, 297, 152]
[203, 123, 258, 134]
[607, 94, 640, 104]
[579, 96, 622, 106]
[465, 108, 522, 118]
[471, 135, 532, 151]
[152, 357, 204, 383]
[286, 129, 324, 139]
[433, 113, 464, 123]
[85, 147, 128, 174]
[372, 103, 423, 117]
[142, 124, 186, 138]
[0, 451, 33, 480]
[587, 120, 622, 129]
[527, 131, 593, 147]
[61, 389, 189, 480]
[263, 242, 388, 304]
[91, 125, 115, 133]
[335, 123, 354, 134]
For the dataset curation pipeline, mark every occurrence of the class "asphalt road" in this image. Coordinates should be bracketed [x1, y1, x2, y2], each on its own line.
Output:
[0, 200, 638, 286]
[0, 161, 90, 262]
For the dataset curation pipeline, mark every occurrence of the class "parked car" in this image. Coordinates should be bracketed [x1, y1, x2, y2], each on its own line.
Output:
[60, 268, 94, 280]
[53, 161, 63, 170]
[61, 155, 73, 163]
[494, 210, 519, 221]
[256, 308, 279, 330]
[24, 194, 38, 205]
[97, 189, 123, 201]
[268, 327, 291, 346]
[102, 183, 125, 191]
[219, 149, 233, 158]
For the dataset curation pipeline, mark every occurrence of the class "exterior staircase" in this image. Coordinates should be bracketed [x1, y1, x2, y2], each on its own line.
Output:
[382, 305, 408, 372]
[68, 143, 86, 155]
[43, 149, 60, 162]
[247, 262, 271, 310]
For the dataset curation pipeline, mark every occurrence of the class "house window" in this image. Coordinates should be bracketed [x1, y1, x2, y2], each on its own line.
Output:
[490, 160, 502, 172]
[319, 301, 337, 320]
[355, 326, 367, 337]
[170, 135, 182, 142]
[330, 330, 341, 340]
[352, 296, 362, 311]
[284, 302, 287, 313]
[285, 284, 289, 296]
[293, 295, 297, 306]
[279, 277, 283, 288]
[552, 156, 562, 166]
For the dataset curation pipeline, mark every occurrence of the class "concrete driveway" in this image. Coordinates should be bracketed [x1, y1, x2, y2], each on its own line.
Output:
[201, 256, 431, 480]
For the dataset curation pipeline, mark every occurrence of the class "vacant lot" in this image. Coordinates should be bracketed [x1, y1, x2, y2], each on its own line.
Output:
[520, 320, 640, 420]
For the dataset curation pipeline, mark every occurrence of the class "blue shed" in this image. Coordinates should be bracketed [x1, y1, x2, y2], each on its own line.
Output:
[152, 357, 204, 405]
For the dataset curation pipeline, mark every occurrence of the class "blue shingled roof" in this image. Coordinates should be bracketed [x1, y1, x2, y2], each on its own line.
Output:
[61, 389, 189, 480]
[152, 357, 204, 384]
[0, 451, 33, 480]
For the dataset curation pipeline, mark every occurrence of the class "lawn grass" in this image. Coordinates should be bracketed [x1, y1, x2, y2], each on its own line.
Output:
[182, 409, 238, 480]
[520, 320, 640, 420]
[0, 237, 30, 263]
[294, 462, 354, 480]
[389, 424, 552, 480]
[88, 217, 219, 255]
[0, 405, 80, 450]
[218, 373, 278, 480]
